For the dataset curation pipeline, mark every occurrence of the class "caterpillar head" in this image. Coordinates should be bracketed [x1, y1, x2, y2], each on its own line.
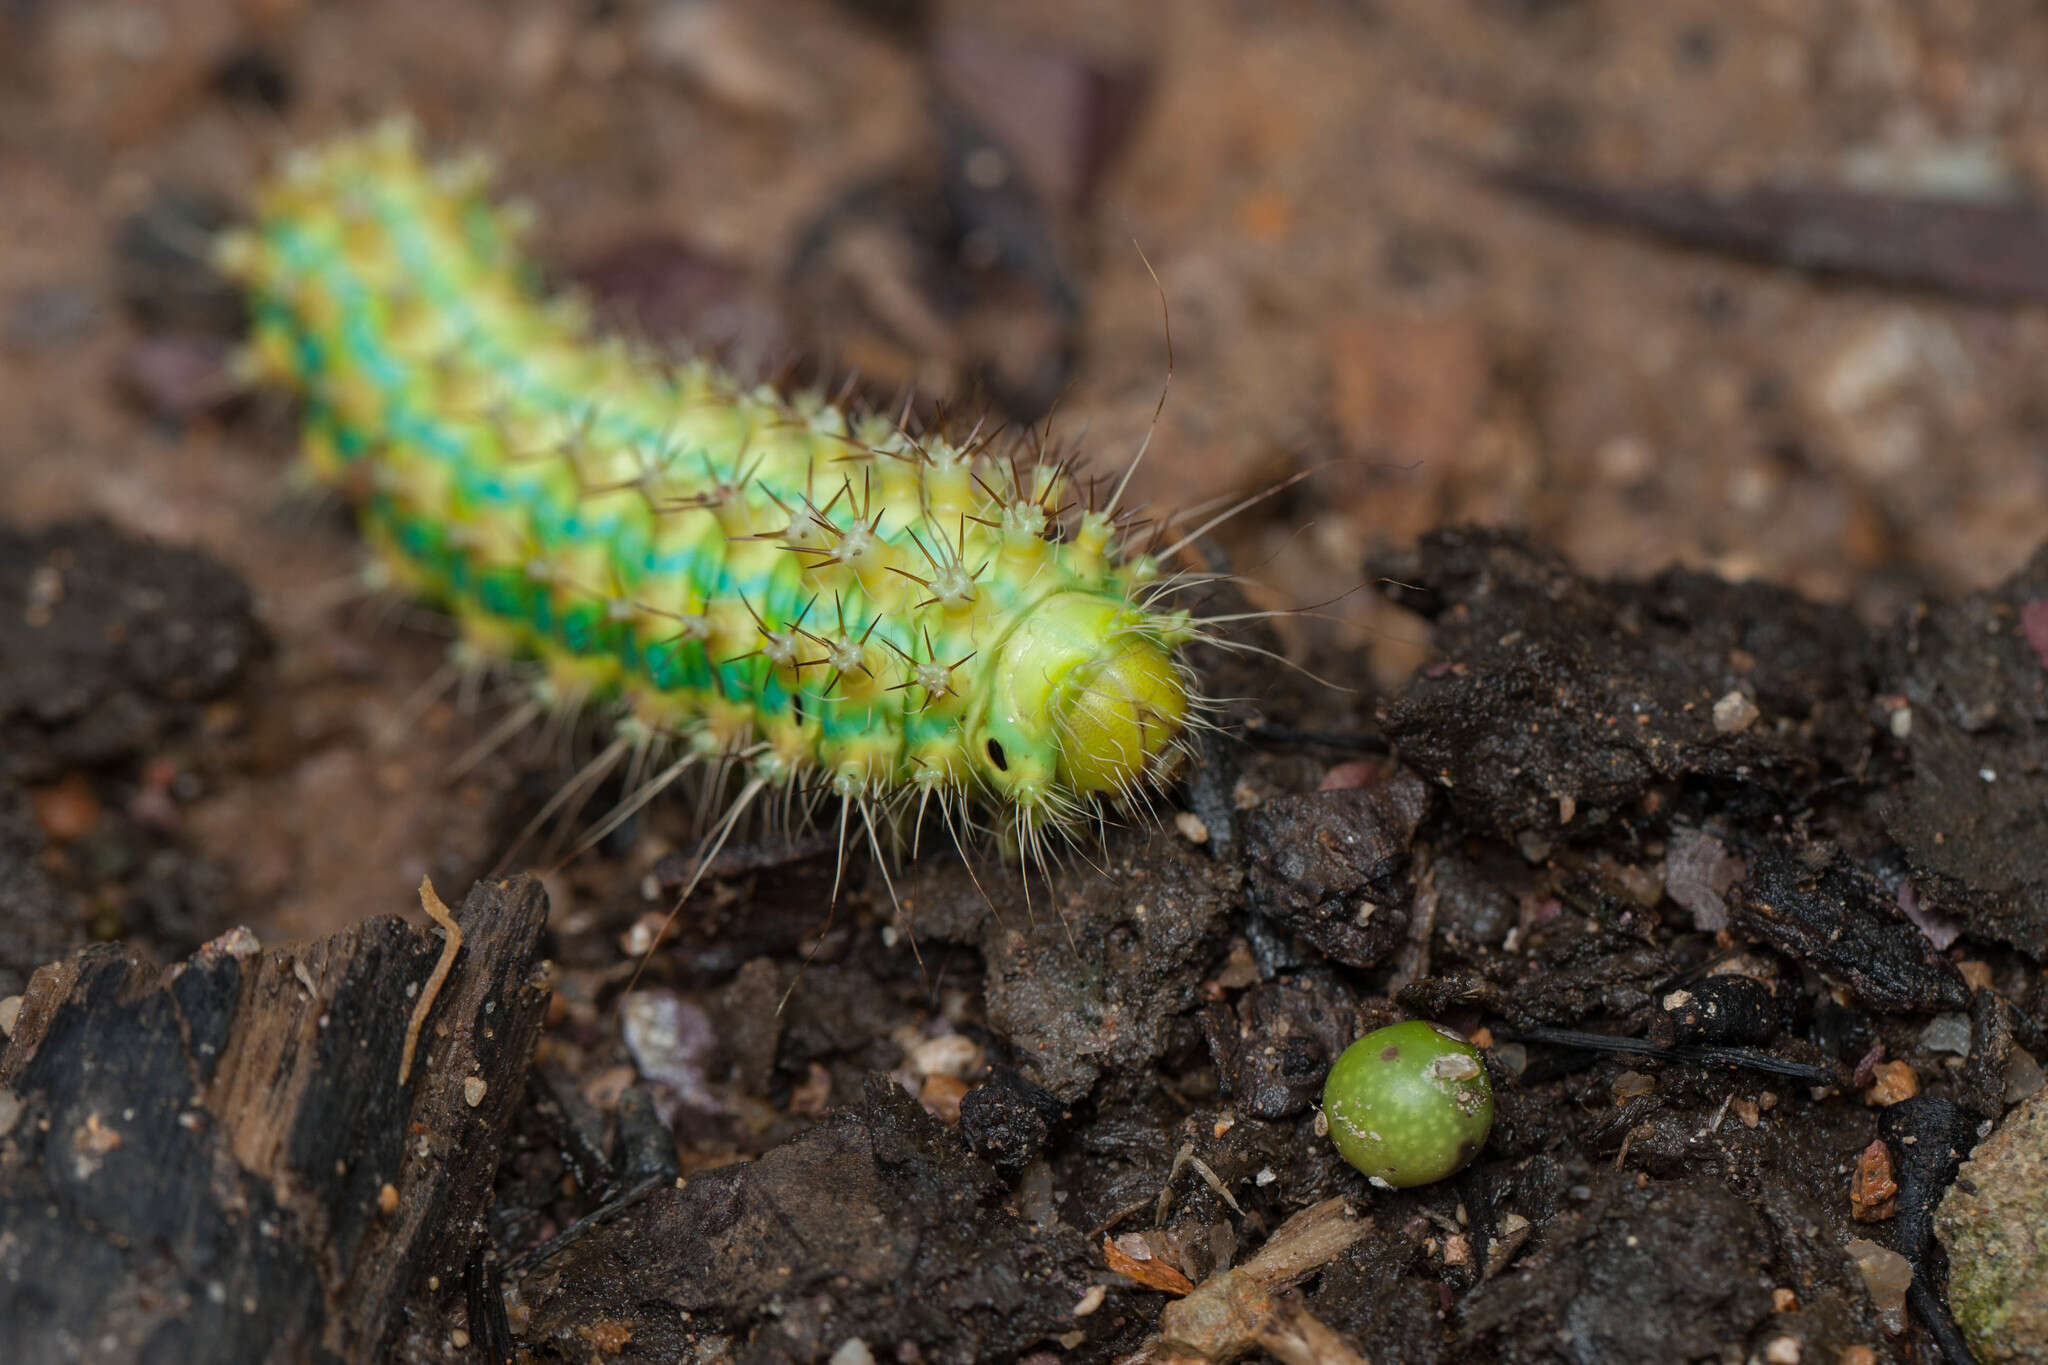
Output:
[976, 592, 1191, 823]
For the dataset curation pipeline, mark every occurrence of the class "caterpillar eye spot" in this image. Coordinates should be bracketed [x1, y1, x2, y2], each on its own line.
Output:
[986, 738, 1008, 771]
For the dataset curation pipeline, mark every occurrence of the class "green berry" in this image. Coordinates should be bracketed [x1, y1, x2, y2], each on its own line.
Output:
[1322, 1020, 1494, 1188]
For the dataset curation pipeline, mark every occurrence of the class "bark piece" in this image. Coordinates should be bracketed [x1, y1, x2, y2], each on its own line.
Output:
[1735, 848, 1969, 1013]
[0, 876, 550, 1364]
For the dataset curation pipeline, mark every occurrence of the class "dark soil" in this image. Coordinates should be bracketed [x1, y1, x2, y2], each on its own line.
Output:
[7, 511, 2044, 1363]
[6, 4, 2048, 1364]
[0, 519, 261, 994]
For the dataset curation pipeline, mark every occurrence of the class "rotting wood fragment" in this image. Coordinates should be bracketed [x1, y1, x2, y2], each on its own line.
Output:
[0, 875, 550, 1365]
[1123, 1197, 1372, 1364]
[1736, 848, 1970, 1013]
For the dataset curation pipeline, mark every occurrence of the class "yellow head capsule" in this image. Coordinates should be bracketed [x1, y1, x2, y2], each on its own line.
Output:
[975, 592, 1190, 812]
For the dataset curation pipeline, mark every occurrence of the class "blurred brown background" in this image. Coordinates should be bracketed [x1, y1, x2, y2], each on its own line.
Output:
[10, 2, 2048, 630]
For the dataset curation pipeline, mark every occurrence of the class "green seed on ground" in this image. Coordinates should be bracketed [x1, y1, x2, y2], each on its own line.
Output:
[1322, 1020, 1494, 1188]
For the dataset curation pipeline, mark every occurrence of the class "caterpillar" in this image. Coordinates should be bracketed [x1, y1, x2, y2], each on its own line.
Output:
[216, 121, 1226, 886]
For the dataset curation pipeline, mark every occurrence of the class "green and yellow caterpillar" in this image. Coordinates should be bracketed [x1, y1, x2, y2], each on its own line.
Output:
[218, 122, 1204, 866]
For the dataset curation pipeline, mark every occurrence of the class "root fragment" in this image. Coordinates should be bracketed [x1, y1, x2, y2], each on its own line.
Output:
[399, 876, 462, 1087]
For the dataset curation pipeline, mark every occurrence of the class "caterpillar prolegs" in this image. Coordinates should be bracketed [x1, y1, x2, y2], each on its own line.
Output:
[218, 122, 1216, 880]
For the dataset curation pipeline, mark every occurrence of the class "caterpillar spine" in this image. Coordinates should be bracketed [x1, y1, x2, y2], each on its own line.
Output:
[217, 121, 1204, 864]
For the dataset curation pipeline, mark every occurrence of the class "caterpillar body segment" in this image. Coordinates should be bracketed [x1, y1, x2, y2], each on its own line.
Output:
[218, 122, 1202, 849]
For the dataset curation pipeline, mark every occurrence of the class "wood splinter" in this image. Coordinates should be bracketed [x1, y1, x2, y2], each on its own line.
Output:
[399, 876, 463, 1086]
[1123, 1197, 1372, 1364]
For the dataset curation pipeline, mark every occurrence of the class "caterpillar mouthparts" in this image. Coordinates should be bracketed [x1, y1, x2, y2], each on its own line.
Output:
[217, 120, 1207, 862]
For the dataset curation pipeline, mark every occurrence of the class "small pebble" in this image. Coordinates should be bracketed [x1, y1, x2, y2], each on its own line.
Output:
[1917, 1013, 1972, 1057]
[463, 1076, 488, 1107]
[913, 1031, 983, 1080]
[1851, 1236, 1908, 1334]
[0, 996, 21, 1037]
[1764, 1336, 1801, 1365]
[620, 990, 720, 1111]
[619, 916, 661, 957]
[1849, 1138, 1897, 1222]
[1174, 811, 1209, 844]
[1862, 1060, 1919, 1107]
[2005, 1047, 2045, 1104]
[377, 1182, 399, 1216]
[1712, 690, 1760, 733]
[1845, 1239, 1912, 1335]
[909, 1033, 984, 1080]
